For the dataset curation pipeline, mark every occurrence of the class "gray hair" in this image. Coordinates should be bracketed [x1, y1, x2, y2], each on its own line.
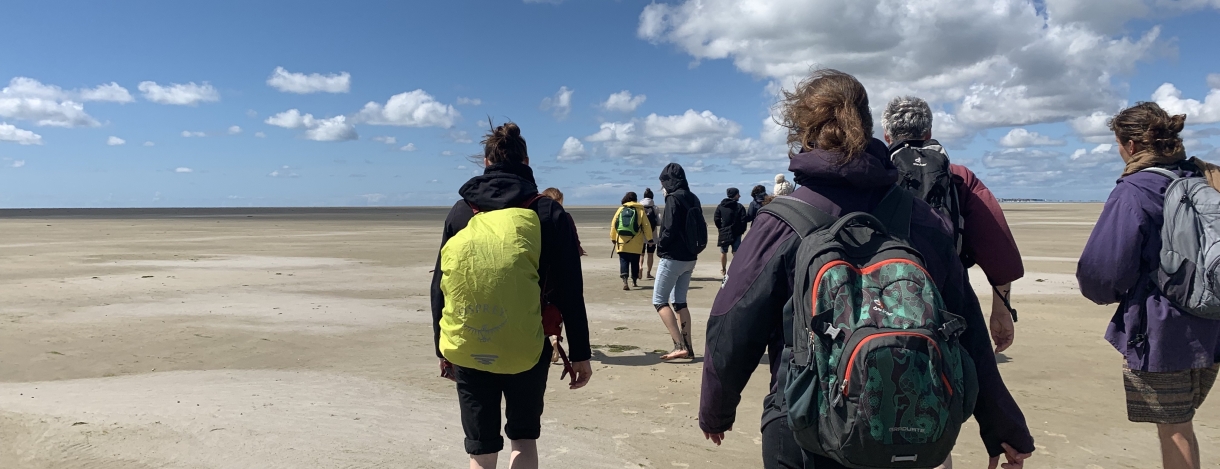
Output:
[882, 96, 933, 142]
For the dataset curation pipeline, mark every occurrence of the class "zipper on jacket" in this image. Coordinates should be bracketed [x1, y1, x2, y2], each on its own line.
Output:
[840, 331, 953, 397]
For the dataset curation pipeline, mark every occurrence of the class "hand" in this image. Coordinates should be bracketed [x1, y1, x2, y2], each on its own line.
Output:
[987, 443, 1031, 469]
[990, 303, 1016, 354]
[568, 360, 593, 389]
[703, 426, 731, 446]
[439, 359, 456, 382]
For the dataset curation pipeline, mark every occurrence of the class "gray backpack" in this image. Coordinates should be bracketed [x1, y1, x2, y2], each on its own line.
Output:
[1143, 167, 1220, 319]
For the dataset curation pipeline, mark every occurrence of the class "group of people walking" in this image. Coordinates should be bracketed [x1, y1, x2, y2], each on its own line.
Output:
[429, 67, 1220, 469]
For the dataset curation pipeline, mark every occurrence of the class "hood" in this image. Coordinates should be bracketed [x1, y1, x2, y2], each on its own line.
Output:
[752, 193, 767, 203]
[623, 201, 645, 209]
[640, 197, 654, 207]
[718, 197, 740, 208]
[659, 163, 689, 193]
[887, 138, 948, 159]
[457, 162, 538, 211]
[788, 138, 898, 189]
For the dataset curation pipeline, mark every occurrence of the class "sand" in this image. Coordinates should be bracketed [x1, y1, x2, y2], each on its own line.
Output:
[0, 204, 1215, 468]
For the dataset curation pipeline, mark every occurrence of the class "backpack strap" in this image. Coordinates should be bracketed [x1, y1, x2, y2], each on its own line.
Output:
[757, 196, 837, 239]
[469, 194, 546, 214]
[1140, 167, 1180, 180]
[871, 186, 913, 241]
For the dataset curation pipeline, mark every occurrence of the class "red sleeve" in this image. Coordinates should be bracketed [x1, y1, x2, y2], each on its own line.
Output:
[951, 164, 1024, 285]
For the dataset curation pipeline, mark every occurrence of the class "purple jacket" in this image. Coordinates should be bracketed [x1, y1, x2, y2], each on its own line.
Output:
[1077, 165, 1220, 372]
[698, 139, 1034, 458]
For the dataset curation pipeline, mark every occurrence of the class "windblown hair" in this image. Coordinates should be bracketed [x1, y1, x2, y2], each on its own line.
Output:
[622, 191, 638, 204]
[882, 96, 933, 142]
[751, 185, 766, 197]
[1109, 102, 1186, 157]
[779, 69, 873, 159]
[481, 121, 528, 165]
[541, 187, 564, 205]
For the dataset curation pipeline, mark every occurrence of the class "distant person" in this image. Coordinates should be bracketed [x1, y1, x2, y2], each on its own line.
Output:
[773, 174, 794, 196]
[542, 187, 586, 257]
[654, 163, 707, 361]
[882, 96, 1021, 355]
[640, 188, 660, 279]
[611, 191, 653, 290]
[713, 187, 747, 279]
[699, 69, 1033, 469]
[431, 122, 593, 469]
[1077, 102, 1220, 469]
[745, 185, 767, 227]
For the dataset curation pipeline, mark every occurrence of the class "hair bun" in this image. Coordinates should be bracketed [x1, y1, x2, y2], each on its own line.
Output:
[1169, 114, 1186, 133]
[498, 122, 521, 138]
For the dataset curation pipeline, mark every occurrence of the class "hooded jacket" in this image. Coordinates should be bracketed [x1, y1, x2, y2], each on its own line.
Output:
[713, 197, 746, 247]
[430, 162, 592, 363]
[611, 201, 654, 255]
[697, 139, 1034, 458]
[746, 192, 767, 226]
[657, 163, 704, 261]
[1078, 162, 1220, 372]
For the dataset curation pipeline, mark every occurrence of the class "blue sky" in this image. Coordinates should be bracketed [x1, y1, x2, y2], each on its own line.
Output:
[1, 0, 1218, 208]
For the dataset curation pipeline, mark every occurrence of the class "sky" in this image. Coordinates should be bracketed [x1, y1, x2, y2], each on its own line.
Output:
[1, 0, 1218, 208]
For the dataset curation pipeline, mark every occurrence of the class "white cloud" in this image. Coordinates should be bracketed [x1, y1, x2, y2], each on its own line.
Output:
[1069, 111, 1117, 144]
[138, 81, 219, 105]
[3, 77, 133, 103]
[441, 150, 453, 156]
[373, 136, 397, 144]
[266, 67, 351, 94]
[557, 136, 587, 161]
[265, 109, 358, 142]
[0, 78, 134, 128]
[228, 125, 242, 135]
[456, 97, 482, 106]
[540, 86, 573, 120]
[601, 90, 647, 113]
[10, 159, 25, 168]
[254, 132, 266, 138]
[1152, 82, 1220, 124]
[400, 143, 417, 152]
[107, 136, 125, 146]
[181, 131, 206, 137]
[0, 123, 43, 145]
[1209, 74, 1220, 90]
[1070, 143, 1116, 168]
[246, 109, 259, 118]
[448, 130, 473, 143]
[268, 165, 300, 178]
[585, 109, 770, 167]
[175, 167, 193, 173]
[999, 128, 1066, 148]
[355, 90, 460, 128]
[143, 141, 155, 147]
[362, 193, 387, 203]
[78, 82, 135, 103]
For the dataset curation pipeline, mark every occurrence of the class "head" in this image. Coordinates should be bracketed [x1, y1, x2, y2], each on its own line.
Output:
[622, 191, 638, 204]
[643, 188, 654, 200]
[779, 69, 873, 160]
[751, 185, 766, 198]
[481, 121, 529, 167]
[726, 187, 740, 200]
[882, 96, 933, 144]
[659, 163, 689, 193]
[1109, 102, 1187, 163]
[541, 187, 564, 205]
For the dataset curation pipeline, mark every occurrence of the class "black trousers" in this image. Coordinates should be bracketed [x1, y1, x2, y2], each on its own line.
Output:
[762, 417, 848, 469]
[618, 252, 641, 280]
[454, 341, 552, 455]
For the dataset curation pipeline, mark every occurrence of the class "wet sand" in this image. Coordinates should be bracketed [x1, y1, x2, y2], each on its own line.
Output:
[0, 204, 1214, 468]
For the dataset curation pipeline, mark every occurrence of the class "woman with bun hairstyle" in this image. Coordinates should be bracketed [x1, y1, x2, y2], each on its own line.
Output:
[1077, 102, 1220, 469]
[431, 122, 593, 469]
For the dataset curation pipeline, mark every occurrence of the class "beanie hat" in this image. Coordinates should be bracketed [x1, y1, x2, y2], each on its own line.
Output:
[726, 187, 740, 198]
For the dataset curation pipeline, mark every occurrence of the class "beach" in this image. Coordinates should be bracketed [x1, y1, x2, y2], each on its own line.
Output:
[0, 204, 1215, 468]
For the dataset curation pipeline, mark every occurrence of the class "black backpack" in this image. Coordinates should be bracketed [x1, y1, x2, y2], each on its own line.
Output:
[890, 141, 963, 253]
[684, 197, 708, 255]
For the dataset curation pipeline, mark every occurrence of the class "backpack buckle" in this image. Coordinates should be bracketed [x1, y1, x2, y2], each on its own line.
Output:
[939, 317, 965, 339]
[823, 324, 844, 340]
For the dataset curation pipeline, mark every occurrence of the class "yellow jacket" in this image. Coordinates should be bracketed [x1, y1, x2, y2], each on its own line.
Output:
[610, 202, 654, 254]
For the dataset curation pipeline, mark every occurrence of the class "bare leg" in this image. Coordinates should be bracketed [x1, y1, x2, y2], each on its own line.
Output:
[677, 307, 693, 355]
[646, 252, 654, 278]
[509, 439, 539, 469]
[1158, 421, 1200, 469]
[719, 252, 727, 276]
[656, 305, 689, 360]
[470, 453, 498, 469]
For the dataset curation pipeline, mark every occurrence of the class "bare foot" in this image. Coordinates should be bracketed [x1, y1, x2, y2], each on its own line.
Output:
[660, 348, 691, 361]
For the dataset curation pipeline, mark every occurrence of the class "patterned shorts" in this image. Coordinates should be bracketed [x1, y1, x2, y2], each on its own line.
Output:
[1123, 363, 1220, 424]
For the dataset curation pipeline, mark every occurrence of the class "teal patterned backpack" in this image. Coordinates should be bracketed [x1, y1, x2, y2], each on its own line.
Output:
[759, 188, 978, 469]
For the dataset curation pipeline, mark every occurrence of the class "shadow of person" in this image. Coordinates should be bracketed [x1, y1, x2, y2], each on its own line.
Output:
[590, 349, 704, 366]
[995, 352, 1012, 364]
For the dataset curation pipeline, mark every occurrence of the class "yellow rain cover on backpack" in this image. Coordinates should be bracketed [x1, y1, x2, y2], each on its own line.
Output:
[440, 207, 544, 374]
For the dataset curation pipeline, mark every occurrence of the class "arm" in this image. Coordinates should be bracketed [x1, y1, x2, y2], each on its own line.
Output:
[657, 196, 679, 253]
[714, 205, 723, 228]
[953, 165, 1024, 286]
[1076, 186, 1147, 305]
[610, 207, 620, 243]
[549, 205, 592, 363]
[640, 207, 654, 242]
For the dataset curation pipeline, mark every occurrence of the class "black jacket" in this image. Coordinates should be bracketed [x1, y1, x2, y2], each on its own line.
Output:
[713, 198, 746, 247]
[657, 163, 704, 261]
[746, 194, 766, 225]
[429, 162, 592, 362]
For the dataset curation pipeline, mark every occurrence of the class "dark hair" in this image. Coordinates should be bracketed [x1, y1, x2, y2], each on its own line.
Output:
[779, 69, 873, 160]
[751, 185, 766, 197]
[541, 187, 563, 204]
[1109, 102, 1186, 157]
[622, 191, 638, 204]
[643, 188, 654, 199]
[481, 121, 528, 165]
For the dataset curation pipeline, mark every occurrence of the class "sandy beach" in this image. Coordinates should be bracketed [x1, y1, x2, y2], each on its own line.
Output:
[0, 204, 1215, 469]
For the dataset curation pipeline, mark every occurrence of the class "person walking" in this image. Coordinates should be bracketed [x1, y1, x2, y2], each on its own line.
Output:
[745, 185, 767, 228]
[713, 187, 747, 279]
[640, 188, 660, 279]
[654, 163, 707, 361]
[1077, 102, 1220, 469]
[431, 122, 593, 469]
[541, 187, 586, 257]
[698, 69, 1034, 469]
[611, 191, 653, 290]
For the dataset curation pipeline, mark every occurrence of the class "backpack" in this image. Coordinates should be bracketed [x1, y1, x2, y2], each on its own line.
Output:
[1142, 167, 1220, 319]
[890, 142, 963, 254]
[685, 199, 708, 254]
[759, 189, 978, 468]
[617, 205, 641, 237]
[439, 196, 547, 374]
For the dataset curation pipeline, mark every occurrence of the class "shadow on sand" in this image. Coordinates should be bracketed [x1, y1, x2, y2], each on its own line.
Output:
[591, 349, 704, 366]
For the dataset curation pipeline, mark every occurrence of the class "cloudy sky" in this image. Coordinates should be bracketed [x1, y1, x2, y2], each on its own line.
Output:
[1, 0, 1218, 207]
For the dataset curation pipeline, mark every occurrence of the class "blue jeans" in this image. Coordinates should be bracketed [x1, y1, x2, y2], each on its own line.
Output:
[652, 258, 697, 306]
